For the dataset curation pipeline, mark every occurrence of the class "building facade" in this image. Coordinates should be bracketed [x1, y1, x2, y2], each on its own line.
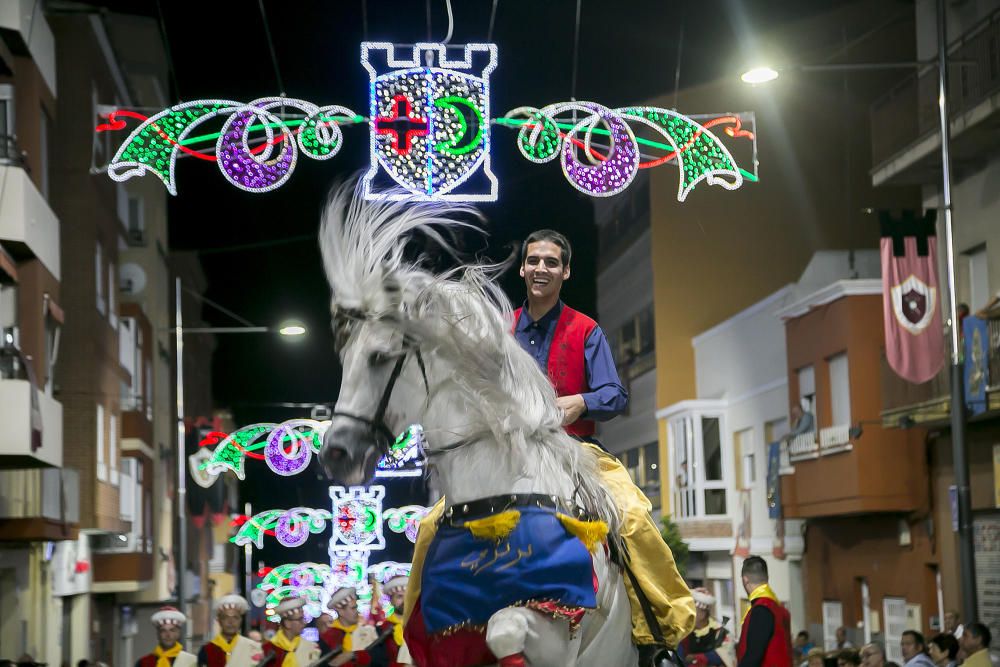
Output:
[0, 3, 73, 663]
[869, 0, 1000, 643]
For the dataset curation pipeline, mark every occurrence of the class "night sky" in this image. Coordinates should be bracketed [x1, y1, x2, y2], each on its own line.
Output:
[104, 0, 866, 566]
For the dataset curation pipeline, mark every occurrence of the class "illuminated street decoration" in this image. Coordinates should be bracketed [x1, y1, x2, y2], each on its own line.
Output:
[98, 43, 756, 202]
[231, 507, 333, 549]
[383, 505, 430, 543]
[330, 485, 386, 551]
[362, 42, 498, 201]
[201, 420, 425, 480]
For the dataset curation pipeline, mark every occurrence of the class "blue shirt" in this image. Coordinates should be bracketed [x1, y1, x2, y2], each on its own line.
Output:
[513, 301, 628, 421]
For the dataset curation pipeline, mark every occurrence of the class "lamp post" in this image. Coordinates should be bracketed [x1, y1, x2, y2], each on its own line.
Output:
[740, 0, 977, 622]
[172, 277, 305, 642]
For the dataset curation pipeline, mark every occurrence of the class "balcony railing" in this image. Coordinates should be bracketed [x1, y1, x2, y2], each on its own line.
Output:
[870, 7, 1000, 168]
[819, 424, 853, 455]
[788, 432, 819, 462]
[0, 467, 79, 525]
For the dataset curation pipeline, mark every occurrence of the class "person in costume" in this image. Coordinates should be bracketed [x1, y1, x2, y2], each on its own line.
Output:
[136, 607, 197, 667]
[406, 230, 694, 658]
[383, 577, 408, 667]
[260, 597, 320, 666]
[319, 587, 394, 667]
[197, 594, 262, 666]
[736, 557, 792, 667]
[678, 588, 735, 667]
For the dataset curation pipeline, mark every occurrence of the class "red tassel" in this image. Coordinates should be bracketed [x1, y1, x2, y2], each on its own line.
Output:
[499, 654, 527, 667]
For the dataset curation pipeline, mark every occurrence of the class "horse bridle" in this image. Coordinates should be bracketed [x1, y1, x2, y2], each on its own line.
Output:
[330, 308, 430, 455]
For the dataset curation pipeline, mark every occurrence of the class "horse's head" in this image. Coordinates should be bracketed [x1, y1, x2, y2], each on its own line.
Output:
[320, 306, 427, 485]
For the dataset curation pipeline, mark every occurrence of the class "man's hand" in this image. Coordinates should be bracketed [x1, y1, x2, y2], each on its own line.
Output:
[556, 394, 587, 425]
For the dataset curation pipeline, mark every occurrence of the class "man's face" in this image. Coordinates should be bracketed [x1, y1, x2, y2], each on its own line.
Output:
[960, 632, 981, 656]
[316, 614, 333, 634]
[861, 645, 884, 667]
[791, 405, 803, 420]
[943, 613, 958, 633]
[837, 628, 847, 643]
[390, 591, 405, 614]
[217, 609, 242, 638]
[520, 241, 569, 302]
[796, 635, 808, 649]
[281, 614, 305, 639]
[928, 642, 947, 664]
[337, 601, 360, 625]
[157, 624, 181, 649]
[901, 634, 922, 662]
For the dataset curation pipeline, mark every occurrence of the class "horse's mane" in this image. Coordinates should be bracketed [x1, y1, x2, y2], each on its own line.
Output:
[319, 183, 620, 534]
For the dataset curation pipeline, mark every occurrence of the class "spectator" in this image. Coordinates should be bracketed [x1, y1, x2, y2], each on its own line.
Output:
[736, 557, 793, 667]
[927, 633, 958, 667]
[784, 403, 815, 444]
[943, 611, 963, 640]
[901, 630, 935, 667]
[838, 650, 861, 667]
[837, 627, 855, 650]
[861, 642, 886, 667]
[677, 587, 735, 667]
[960, 622, 992, 667]
[247, 629, 262, 643]
[807, 647, 825, 667]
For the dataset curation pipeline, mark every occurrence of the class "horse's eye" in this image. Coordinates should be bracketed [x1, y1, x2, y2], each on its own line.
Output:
[369, 351, 394, 366]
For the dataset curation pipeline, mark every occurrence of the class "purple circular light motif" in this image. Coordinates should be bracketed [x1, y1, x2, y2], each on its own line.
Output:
[216, 103, 296, 193]
[275, 510, 309, 548]
[561, 103, 639, 197]
[265, 425, 312, 476]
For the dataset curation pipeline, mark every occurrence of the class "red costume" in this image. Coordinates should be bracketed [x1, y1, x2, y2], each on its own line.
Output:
[511, 305, 597, 437]
[736, 597, 792, 667]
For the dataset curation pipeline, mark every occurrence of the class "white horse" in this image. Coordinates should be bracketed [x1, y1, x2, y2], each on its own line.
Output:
[317, 185, 638, 667]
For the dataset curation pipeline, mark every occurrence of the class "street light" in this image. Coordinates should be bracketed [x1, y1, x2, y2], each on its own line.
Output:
[172, 278, 307, 641]
[740, 66, 779, 84]
[738, 0, 977, 623]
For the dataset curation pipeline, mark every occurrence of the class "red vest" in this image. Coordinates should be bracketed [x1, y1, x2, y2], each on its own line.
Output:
[512, 305, 598, 437]
[736, 597, 793, 667]
[198, 643, 227, 667]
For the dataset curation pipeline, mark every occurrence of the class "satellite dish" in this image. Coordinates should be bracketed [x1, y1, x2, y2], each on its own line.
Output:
[119, 262, 147, 295]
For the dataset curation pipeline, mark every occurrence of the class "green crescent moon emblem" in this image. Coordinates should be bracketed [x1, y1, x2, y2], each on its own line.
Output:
[433, 96, 485, 156]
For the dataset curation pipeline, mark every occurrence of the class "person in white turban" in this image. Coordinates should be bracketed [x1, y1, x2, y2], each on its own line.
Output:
[136, 607, 197, 667]
[197, 595, 262, 666]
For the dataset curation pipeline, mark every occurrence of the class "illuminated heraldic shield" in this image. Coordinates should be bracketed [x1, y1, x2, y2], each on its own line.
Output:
[362, 42, 498, 201]
[891, 274, 937, 335]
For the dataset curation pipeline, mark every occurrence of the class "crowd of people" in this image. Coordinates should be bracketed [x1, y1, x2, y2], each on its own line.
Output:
[676, 555, 995, 667]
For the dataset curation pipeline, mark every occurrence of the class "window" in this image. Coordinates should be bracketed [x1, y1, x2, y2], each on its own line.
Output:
[108, 262, 117, 328]
[39, 107, 50, 199]
[95, 241, 105, 315]
[764, 418, 788, 444]
[966, 245, 989, 311]
[828, 352, 851, 426]
[96, 404, 106, 481]
[621, 442, 661, 509]
[0, 85, 14, 160]
[822, 601, 844, 652]
[734, 428, 755, 490]
[109, 412, 118, 485]
[613, 304, 655, 377]
[42, 295, 60, 396]
[668, 406, 729, 519]
[145, 360, 152, 420]
[797, 365, 815, 413]
[126, 196, 145, 245]
[883, 597, 908, 664]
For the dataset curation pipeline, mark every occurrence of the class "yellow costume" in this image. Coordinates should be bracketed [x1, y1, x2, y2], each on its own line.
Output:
[405, 441, 695, 648]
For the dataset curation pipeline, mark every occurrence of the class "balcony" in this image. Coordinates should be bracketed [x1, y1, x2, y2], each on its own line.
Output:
[0, 158, 60, 280]
[92, 550, 153, 593]
[880, 352, 951, 426]
[0, 0, 56, 95]
[0, 467, 79, 540]
[0, 378, 63, 467]
[870, 7, 1000, 186]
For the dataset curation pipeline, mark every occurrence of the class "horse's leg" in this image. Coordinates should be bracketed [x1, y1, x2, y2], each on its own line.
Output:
[486, 607, 581, 667]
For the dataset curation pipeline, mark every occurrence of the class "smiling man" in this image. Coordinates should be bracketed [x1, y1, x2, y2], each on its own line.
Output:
[509, 229, 694, 661]
[514, 229, 627, 435]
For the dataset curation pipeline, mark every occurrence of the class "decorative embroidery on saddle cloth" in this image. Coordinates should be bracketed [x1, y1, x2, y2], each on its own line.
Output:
[420, 507, 598, 634]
